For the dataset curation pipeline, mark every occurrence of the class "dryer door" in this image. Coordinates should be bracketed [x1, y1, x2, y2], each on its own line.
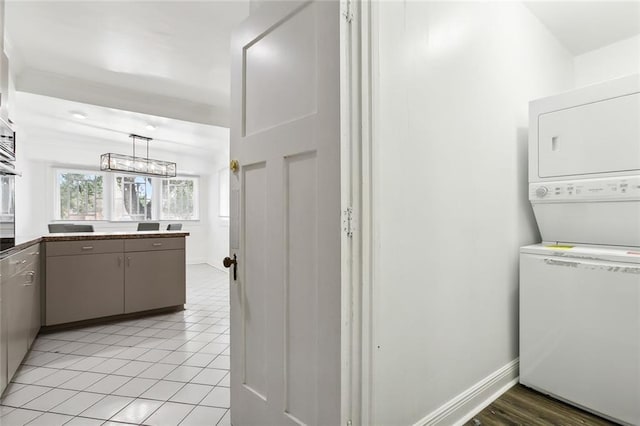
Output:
[538, 92, 640, 178]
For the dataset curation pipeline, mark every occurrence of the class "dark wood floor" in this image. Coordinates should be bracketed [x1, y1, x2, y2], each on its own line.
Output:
[464, 385, 618, 426]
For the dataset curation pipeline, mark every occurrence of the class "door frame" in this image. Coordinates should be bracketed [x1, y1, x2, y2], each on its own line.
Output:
[347, 0, 376, 425]
[340, 0, 359, 424]
[340, 0, 377, 425]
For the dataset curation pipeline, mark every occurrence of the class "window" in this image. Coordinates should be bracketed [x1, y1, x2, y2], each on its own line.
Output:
[219, 168, 229, 218]
[55, 170, 104, 220]
[54, 168, 200, 222]
[113, 175, 153, 221]
[161, 177, 199, 220]
[0, 176, 14, 222]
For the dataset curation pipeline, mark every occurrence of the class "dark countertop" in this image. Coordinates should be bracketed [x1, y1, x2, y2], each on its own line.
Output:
[1, 237, 42, 259]
[41, 230, 190, 242]
[1, 231, 190, 260]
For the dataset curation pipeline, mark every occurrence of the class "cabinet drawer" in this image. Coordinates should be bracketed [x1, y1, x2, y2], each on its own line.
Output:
[46, 240, 124, 257]
[124, 237, 184, 252]
[5, 245, 40, 277]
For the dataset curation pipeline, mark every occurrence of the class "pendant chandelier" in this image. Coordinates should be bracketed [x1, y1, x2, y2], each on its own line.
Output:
[100, 134, 176, 178]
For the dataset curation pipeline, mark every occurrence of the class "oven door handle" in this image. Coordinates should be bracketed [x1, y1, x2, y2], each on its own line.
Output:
[0, 162, 21, 176]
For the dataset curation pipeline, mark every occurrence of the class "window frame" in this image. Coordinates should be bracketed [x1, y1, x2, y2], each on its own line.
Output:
[0, 176, 15, 223]
[159, 176, 200, 221]
[53, 168, 107, 222]
[218, 168, 230, 219]
[53, 168, 201, 223]
[111, 173, 156, 222]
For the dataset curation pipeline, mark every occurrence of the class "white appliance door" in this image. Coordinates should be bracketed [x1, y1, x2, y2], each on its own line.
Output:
[520, 253, 640, 425]
[538, 92, 640, 178]
[229, 2, 341, 426]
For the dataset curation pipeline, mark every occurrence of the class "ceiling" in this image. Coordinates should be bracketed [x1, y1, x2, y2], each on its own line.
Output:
[6, 0, 639, 134]
[5, 1, 250, 127]
[16, 92, 230, 159]
[525, 1, 640, 55]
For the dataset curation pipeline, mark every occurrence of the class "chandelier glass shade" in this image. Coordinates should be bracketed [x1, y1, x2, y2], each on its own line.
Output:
[100, 134, 176, 178]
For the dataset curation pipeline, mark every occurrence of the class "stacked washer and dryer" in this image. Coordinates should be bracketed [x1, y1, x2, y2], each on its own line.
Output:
[520, 74, 640, 426]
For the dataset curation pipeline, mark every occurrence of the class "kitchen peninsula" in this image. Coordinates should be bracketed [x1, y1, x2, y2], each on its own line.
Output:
[44, 231, 189, 325]
[6, 230, 189, 326]
[0, 231, 188, 392]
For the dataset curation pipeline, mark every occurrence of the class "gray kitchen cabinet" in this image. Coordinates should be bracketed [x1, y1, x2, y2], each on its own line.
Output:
[124, 249, 186, 313]
[27, 248, 41, 348]
[46, 239, 123, 257]
[1, 244, 41, 389]
[124, 237, 185, 253]
[0, 256, 7, 394]
[6, 269, 29, 380]
[45, 252, 124, 325]
[44, 236, 186, 325]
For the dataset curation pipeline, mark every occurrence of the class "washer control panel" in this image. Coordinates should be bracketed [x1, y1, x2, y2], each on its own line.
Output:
[530, 176, 640, 202]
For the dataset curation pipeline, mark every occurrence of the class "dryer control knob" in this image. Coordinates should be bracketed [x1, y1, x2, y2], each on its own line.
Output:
[535, 186, 549, 198]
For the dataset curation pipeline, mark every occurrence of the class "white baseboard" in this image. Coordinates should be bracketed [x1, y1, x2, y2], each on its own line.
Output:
[413, 359, 519, 426]
[185, 261, 228, 274]
[205, 262, 228, 273]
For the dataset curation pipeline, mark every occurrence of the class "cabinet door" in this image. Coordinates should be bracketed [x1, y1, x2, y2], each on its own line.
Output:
[1, 246, 40, 391]
[26, 255, 41, 347]
[124, 250, 185, 313]
[6, 273, 29, 380]
[0, 257, 8, 394]
[46, 253, 124, 325]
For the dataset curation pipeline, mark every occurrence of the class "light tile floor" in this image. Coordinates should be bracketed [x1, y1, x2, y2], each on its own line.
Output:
[0, 264, 230, 426]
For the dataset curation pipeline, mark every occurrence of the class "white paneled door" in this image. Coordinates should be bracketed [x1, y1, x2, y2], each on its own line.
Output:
[229, 1, 341, 425]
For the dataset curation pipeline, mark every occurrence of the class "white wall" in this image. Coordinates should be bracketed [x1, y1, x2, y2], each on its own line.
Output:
[372, 2, 574, 424]
[574, 34, 640, 87]
[206, 155, 230, 272]
[14, 126, 227, 265]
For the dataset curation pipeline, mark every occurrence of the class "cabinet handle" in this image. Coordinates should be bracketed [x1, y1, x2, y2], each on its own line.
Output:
[30, 251, 39, 256]
[117, 257, 122, 267]
[152, 242, 163, 247]
[81, 246, 93, 251]
[12, 259, 27, 265]
[127, 257, 131, 267]
[24, 271, 35, 286]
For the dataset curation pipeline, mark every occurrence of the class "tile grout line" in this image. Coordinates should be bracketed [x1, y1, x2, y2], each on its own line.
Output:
[1, 265, 231, 426]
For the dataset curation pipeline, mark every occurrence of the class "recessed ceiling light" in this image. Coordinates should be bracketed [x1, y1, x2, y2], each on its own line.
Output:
[71, 111, 87, 120]
[146, 124, 157, 131]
